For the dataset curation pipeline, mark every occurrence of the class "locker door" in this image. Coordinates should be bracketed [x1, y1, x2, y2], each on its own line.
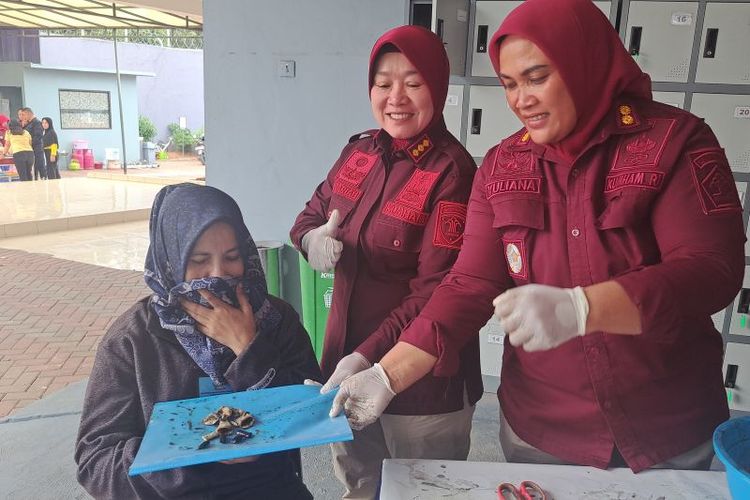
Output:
[466, 85, 522, 158]
[443, 84, 464, 140]
[713, 308, 726, 333]
[728, 265, 750, 337]
[593, 1, 613, 20]
[724, 342, 750, 412]
[651, 91, 686, 109]
[432, 0, 470, 76]
[471, 1, 522, 77]
[624, 1, 699, 82]
[695, 3, 750, 85]
[737, 181, 747, 209]
[690, 93, 750, 173]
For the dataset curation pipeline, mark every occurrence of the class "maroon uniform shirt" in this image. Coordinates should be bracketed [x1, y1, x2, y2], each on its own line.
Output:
[400, 99, 745, 470]
[291, 122, 483, 415]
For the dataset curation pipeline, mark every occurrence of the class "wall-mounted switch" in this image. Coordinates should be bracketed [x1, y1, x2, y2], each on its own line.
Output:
[278, 60, 296, 78]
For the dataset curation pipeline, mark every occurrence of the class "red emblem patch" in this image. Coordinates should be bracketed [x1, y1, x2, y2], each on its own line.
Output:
[382, 170, 440, 226]
[612, 118, 676, 172]
[491, 147, 534, 176]
[503, 239, 528, 280]
[689, 149, 741, 215]
[337, 150, 378, 186]
[433, 201, 467, 250]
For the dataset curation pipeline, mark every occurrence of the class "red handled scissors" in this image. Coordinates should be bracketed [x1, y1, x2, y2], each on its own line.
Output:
[497, 480, 547, 500]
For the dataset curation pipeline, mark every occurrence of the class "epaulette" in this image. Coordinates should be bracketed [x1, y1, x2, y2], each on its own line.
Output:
[348, 129, 379, 143]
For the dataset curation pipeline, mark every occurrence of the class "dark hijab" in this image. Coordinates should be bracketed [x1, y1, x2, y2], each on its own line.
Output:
[144, 183, 281, 387]
[488, 0, 652, 158]
[368, 25, 449, 136]
[42, 117, 58, 148]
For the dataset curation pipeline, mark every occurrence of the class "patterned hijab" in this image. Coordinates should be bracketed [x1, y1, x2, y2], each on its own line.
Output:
[144, 183, 281, 387]
[488, 0, 652, 159]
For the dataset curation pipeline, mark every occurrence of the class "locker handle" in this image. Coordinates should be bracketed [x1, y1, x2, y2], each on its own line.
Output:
[629, 26, 642, 57]
[477, 25, 488, 53]
[725, 364, 738, 389]
[703, 28, 719, 58]
[436, 18, 445, 42]
[471, 109, 482, 135]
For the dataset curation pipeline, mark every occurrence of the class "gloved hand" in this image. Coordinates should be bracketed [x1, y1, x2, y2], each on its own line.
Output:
[301, 209, 343, 272]
[320, 352, 371, 394]
[330, 363, 396, 431]
[493, 284, 589, 352]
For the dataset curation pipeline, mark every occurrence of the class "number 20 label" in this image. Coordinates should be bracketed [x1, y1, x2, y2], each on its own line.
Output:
[735, 106, 750, 119]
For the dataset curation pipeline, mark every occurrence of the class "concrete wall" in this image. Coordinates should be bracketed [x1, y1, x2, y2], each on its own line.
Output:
[40, 38, 203, 141]
[18, 66, 140, 162]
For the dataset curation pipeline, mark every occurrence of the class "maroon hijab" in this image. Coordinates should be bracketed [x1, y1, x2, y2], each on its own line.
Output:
[488, 0, 652, 158]
[369, 25, 449, 134]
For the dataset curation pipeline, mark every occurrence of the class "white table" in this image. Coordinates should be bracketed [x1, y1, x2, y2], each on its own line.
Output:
[380, 459, 730, 499]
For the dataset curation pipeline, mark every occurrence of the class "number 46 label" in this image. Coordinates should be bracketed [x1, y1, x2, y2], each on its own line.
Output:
[735, 106, 750, 119]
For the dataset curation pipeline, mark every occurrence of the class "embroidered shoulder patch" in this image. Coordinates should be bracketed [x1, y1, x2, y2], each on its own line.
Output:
[333, 150, 379, 202]
[491, 147, 534, 176]
[612, 118, 676, 172]
[382, 170, 440, 226]
[503, 239, 528, 280]
[433, 201, 467, 250]
[689, 149, 741, 215]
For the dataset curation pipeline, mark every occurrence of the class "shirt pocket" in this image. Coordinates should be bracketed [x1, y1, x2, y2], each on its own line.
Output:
[372, 220, 423, 278]
[596, 190, 655, 230]
[489, 198, 544, 282]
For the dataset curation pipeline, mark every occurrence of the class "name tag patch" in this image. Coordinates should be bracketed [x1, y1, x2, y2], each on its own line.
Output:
[604, 171, 664, 193]
[433, 201, 467, 250]
[486, 177, 541, 199]
[689, 149, 741, 215]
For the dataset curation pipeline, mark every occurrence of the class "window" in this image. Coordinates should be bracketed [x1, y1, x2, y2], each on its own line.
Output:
[59, 89, 111, 129]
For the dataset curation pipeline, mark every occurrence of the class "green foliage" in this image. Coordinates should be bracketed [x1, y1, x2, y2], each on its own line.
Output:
[43, 28, 203, 49]
[168, 122, 197, 150]
[138, 115, 157, 142]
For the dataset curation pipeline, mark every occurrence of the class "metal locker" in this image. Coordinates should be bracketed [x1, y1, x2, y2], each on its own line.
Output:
[713, 308, 726, 332]
[471, 1, 522, 78]
[651, 91, 686, 109]
[479, 316, 504, 392]
[737, 181, 747, 209]
[690, 93, 750, 173]
[728, 265, 750, 337]
[695, 3, 750, 85]
[432, 0, 470, 76]
[623, 1, 699, 82]
[466, 85, 522, 158]
[443, 84, 464, 140]
[470, 1, 611, 78]
[723, 342, 750, 412]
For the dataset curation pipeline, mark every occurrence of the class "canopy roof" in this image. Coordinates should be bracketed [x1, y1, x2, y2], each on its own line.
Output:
[0, 0, 202, 30]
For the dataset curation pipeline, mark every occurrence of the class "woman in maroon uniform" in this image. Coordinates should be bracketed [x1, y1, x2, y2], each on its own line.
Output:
[290, 25, 481, 498]
[332, 0, 745, 473]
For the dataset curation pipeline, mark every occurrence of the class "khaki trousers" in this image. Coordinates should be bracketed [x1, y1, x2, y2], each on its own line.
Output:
[331, 403, 475, 500]
[499, 409, 714, 470]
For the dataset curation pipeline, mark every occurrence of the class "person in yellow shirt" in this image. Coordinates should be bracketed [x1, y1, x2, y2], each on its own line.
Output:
[2, 119, 34, 181]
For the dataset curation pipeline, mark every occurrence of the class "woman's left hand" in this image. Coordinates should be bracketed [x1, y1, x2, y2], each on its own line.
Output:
[180, 284, 257, 355]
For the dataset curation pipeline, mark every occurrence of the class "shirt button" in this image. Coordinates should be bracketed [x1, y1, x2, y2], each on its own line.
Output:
[571, 169, 579, 178]
[393, 239, 401, 247]
[603, 400, 612, 410]
[571, 228, 580, 237]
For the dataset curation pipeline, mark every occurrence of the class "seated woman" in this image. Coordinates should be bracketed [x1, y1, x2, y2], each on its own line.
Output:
[75, 183, 320, 499]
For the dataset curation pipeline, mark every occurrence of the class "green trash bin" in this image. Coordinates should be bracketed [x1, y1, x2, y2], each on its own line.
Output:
[298, 254, 334, 362]
[256, 240, 283, 297]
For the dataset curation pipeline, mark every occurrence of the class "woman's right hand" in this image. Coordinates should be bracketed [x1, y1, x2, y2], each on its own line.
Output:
[301, 209, 342, 272]
[320, 352, 371, 394]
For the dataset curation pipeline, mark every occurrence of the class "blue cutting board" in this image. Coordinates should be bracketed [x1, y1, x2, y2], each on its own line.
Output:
[129, 384, 352, 476]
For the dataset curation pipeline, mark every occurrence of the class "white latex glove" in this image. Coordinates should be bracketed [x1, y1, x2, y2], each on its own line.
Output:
[320, 352, 371, 394]
[493, 284, 589, 352]
[301, 209, 343, 272]
[330, 363, 396, 431]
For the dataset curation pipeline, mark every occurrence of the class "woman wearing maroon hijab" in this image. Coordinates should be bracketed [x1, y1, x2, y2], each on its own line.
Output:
[333, 0, 745, 474]
[290, 25, 480, 498]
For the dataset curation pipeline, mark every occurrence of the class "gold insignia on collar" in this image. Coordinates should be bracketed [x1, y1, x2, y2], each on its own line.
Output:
[520, 131, 530, 143]
[619, 105, 632, 116]
[407, 135, 433, 162]
[621, 114, 635, 125]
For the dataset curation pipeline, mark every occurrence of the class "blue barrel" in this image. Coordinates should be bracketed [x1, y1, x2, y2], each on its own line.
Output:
[713, 416, 750, 499]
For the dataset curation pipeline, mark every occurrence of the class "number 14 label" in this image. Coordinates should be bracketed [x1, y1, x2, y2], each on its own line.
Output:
[735, 106, 750, 119]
